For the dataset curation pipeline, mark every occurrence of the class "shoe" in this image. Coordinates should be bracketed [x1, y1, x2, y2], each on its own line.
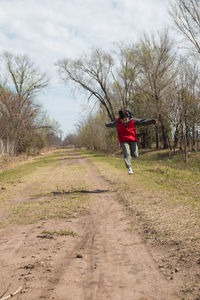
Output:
[128, 167, 133, 174]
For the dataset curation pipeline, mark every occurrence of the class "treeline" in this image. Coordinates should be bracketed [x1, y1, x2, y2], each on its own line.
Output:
[1, 0, 200, 159]
[61, 0, 200, 160]
[0, 52, 62, 156]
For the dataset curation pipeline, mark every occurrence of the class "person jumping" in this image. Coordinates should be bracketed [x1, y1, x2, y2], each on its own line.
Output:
[105, 109, 158, 174]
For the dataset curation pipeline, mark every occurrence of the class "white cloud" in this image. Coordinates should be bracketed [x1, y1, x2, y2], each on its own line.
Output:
[0, 0, 170, 60]
[0, 0, 171, 135]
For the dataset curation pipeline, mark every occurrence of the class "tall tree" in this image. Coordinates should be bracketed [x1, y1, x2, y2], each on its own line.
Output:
[2, 52, 48, 100]
[57, 48, 116, 121]
[136, 31, 177, 148]
[111, 44, 139, 110]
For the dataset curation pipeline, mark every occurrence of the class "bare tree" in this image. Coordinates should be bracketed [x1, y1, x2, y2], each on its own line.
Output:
[2, 52, 48, 100]
[75, 111, 117, 152]
[63, 134, 79, 148]
[136, 31, 177, 148]
[57, 48, 116, 121]
[0, 90, 40, 153]
[166, 58, 200, 159]
[170, 0, 200, 54]
[111, 44, 139, 109]
[0, 89, 61, 155]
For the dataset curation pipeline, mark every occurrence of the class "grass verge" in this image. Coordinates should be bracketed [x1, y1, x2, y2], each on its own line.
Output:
[0, 152, 61, 186]
[80, 149, 200, 207]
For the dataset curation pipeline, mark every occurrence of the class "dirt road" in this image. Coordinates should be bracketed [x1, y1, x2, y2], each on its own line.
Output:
[0, 151, 182, 299]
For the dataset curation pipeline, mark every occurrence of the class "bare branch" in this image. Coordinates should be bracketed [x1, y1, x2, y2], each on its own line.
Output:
[3, 52, 49, 100]
[169, 0, 200, 54]
[57, 48, 116, 120]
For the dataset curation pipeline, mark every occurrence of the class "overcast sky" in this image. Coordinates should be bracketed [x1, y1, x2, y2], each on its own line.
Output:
[0, 0, 172, 136]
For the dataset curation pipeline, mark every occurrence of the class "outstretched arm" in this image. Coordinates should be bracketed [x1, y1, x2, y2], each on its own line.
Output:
[134, 118, 158, 126]
[105, 120, 117, 128]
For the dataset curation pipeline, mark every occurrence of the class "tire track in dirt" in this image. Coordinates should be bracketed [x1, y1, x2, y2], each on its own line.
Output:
[43, 155, 179, 300]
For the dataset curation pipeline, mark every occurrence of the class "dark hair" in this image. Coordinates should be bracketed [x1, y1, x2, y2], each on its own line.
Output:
[118, 109, 131, 119]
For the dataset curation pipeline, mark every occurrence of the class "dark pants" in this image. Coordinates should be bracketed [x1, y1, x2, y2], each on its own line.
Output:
[121, 142, 138, 168]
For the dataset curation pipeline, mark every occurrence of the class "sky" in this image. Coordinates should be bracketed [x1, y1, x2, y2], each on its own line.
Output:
[0, 0, 172, 137]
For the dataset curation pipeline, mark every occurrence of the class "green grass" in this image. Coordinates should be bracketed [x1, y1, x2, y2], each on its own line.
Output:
[79, 148, 200, 171]
[138, 149, 200, 171]
[78, 149, 200, 207]
[0, 152, 61, 185]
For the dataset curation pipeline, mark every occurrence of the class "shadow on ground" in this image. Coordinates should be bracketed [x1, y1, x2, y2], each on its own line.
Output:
[52, 189, 110, 195]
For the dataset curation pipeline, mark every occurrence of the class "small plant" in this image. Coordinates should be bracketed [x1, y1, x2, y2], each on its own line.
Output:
[2, 156, 9, 162]
[40, 229, 78, 237]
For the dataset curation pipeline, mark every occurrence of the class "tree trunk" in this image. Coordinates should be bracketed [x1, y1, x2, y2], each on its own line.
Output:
[184, 133, 188, 163]
[173, 125, 179, 152]
[192, 125, 195, 151]
[155, 126, 159, 149]
[161, 123, 169, 149]
[159, 115, 168, 149]
[167, 136, 172, 151]
[146, 127, 152, 148]
[179, 124, 183, 151]
[185, 124, 190, 148]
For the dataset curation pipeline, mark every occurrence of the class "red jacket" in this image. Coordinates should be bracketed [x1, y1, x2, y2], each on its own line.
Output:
[117, 117, 137, 144]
